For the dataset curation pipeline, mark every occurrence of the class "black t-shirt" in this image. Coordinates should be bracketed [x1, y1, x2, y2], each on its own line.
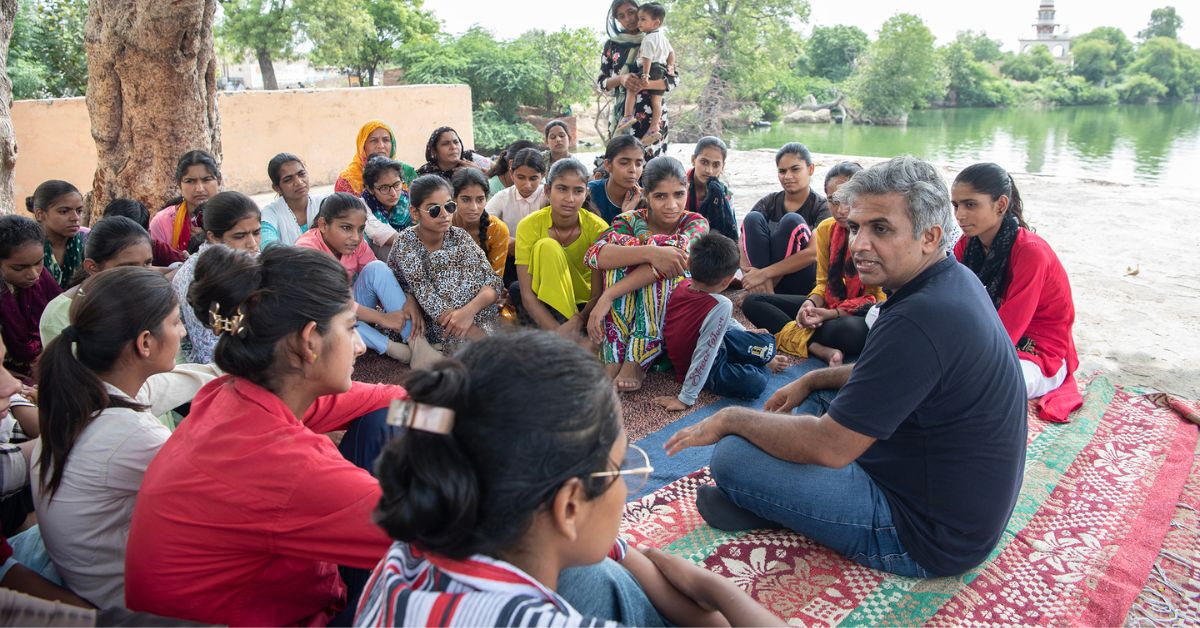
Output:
[828, 257, 1027, 576]
[750, 189, 830, 231]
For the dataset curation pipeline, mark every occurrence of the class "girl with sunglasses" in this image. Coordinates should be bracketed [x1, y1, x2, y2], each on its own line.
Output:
[296, 193, 439, 366]
[358, 331, 781, 626]
[387, 175, 503, 350]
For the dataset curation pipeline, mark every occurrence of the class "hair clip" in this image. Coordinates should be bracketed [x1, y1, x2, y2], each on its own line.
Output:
[386, 399, 455, 435]
[208, 302, 245, 336]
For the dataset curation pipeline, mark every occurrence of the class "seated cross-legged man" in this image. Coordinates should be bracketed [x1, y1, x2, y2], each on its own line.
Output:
[665, 156, 1028, 578]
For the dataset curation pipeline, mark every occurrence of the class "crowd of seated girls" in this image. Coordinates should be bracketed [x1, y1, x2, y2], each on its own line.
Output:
[0, 111, 1078, 622]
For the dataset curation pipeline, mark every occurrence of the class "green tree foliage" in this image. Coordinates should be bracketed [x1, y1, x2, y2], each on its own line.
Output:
[7, 0, 88, 98]
[1074, 27, 1134, 71]
[217, 0, 300, 90]
[401, 27, 542, 118]
[1000, 45, 1059, 82]
[350, 0, 439, 86]
[1127, 36, 1200, 98]
[939, 40, 1013, 107]
[1138, 6, 1183, 41]
[471, 104, 540, 153]
[954, 30, 1003, 63]
[806, 25, 869, 82]
[1071, 39, 1117, 84]
[847, 13, 941, 123]
[513, 28, 597, 114]
[1117, 73, 1169, 103]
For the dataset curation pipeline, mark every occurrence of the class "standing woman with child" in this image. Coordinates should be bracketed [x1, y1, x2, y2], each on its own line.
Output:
[598, 0, 676, 159]
[32, 268, 219, 609]
[951, 162, 1080, 422]
[586, 156, 709, 392]
[150, 150, 221, 256]
[388, 175, 504, 350]
[0, 216, 62, 379]
[28, 180, 88, 288]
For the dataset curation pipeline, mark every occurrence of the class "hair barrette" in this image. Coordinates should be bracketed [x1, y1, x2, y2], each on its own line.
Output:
[208, 302, 245, 336]
[386, 399, 455, 435]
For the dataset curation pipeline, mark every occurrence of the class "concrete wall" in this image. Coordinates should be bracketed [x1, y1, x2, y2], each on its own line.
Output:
[11, 84, 474, 206]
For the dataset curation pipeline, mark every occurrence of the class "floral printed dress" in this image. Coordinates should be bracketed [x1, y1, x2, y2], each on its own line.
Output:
[387, 226, 503, 348]
[597, 38, 677, 158]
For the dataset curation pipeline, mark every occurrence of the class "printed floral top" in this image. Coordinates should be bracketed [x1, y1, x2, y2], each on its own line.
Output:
[597, 39, 677, 158]
[584, 208, 709, 270]
[387, 227, 503, 346]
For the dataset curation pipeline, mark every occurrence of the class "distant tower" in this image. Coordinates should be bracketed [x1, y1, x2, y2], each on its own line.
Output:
[1018, 0, 1072, 61]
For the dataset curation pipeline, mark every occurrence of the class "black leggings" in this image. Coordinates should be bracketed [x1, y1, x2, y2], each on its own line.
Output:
[742, 293, 871, 357]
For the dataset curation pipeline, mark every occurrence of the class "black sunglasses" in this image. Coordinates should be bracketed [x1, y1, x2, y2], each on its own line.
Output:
[421, 201, 457, 218]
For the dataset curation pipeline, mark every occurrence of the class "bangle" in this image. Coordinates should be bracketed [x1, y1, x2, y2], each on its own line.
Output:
[802, 298, 816, 309]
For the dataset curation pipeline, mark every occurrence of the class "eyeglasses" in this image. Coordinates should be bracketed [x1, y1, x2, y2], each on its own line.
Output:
[374, 181, 406, 195]
[420, 201, 457, 218]
[587, 443, 654, 493]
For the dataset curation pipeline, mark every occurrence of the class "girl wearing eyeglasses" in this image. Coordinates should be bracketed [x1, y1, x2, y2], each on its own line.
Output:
[387, 175, 503, 350]
[358, 331, 782, 626]
[296, 193, 440, 366]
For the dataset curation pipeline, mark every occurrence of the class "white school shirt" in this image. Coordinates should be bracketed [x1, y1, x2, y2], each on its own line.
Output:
[486, 185, 548, 235]
[639, 28, 672, 66]
[30, 364, 220, 608]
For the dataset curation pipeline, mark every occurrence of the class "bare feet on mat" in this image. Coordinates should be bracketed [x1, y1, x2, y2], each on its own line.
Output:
[767, 355, 790, 373]
[408, 336, 444, 370]
[615, 361, 645, 392]
[809, 342, 844, 366]
[652, 396, 689, 411]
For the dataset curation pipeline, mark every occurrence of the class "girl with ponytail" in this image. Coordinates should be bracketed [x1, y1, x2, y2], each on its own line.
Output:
[450, 167, 509, 275]
[30, 267, 219, 608]
[358, 331, 781, 626]
[125, 245, 408, 627]
[951, 162, 1080, 422]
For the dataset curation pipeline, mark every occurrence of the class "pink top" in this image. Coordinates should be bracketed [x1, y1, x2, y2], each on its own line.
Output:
[295, 228, 377, 280]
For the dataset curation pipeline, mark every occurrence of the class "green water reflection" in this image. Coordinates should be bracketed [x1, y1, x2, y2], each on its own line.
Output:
[728, 104, 1200, 188]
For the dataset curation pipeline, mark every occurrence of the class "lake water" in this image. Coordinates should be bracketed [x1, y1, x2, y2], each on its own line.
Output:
[727, 104, 1200, 190]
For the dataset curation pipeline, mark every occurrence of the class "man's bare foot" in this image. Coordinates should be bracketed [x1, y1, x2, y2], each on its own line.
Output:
[614, 361, 645, 392]
[652, 395, 689, 411]
[767, 355, 789, 373]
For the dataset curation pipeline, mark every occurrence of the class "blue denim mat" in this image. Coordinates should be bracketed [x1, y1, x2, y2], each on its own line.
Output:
[630, 358, 826, 501]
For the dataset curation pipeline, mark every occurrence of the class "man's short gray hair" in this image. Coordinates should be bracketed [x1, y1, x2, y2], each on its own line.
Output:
[838, 156, 959, 251]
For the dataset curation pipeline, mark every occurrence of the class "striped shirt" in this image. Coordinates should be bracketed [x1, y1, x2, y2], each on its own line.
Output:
[355, 540, 627, 627]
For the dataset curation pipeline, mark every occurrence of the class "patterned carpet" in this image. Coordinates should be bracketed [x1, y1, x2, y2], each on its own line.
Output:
[620, 377, 1200, 626]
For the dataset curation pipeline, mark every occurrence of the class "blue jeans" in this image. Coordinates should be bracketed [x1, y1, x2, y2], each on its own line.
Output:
[706, 328, 775, 400]
[741, 211, 816, 295]
[709, 389, 930, 577]
[353, 261, 411, 354]
[558, 558, 666, 626]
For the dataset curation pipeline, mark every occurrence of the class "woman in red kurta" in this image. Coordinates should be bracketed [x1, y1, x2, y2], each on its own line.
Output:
[125, 245, 404, 626]
[951, 162, 1080, 423]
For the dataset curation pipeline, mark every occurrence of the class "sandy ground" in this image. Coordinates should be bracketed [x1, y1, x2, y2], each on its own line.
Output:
[258, 144, 1200, 399]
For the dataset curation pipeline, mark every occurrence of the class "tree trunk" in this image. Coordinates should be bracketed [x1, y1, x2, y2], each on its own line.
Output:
[366, 66, 375, 87]
[85, 0, 221, 219]
[0, 0, 18, 215]
[256, 47, 278, 90]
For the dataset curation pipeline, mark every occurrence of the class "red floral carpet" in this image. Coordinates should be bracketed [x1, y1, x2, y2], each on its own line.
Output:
[620, 377, 1200, 626]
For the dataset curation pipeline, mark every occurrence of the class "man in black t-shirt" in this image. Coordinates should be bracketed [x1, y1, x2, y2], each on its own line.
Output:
[667, 156, 1028, 578]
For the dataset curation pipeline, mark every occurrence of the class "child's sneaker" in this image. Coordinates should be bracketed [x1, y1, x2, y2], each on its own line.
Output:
[616, 115, 637, 132]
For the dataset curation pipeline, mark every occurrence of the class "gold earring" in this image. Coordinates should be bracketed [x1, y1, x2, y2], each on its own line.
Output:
[310, 352, 318, 363]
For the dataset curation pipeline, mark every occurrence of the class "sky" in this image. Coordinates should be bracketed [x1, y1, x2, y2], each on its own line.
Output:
[427, 0, 1199, 49]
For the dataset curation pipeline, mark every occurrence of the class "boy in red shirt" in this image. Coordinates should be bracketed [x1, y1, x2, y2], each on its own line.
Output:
[655, 233, 787, 411]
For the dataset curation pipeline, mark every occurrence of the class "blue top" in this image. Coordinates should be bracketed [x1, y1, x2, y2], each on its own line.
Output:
[828, 257, 1027, 576]
[587, 179, 623, 225]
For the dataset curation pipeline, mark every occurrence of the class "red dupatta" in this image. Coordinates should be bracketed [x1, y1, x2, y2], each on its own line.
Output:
[825, 222, 877, 313]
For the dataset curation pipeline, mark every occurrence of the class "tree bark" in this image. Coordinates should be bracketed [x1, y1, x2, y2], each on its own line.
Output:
[0, 0, 18, 215]
[85, 0, 221, 219]
[256, 47, 278, 90]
